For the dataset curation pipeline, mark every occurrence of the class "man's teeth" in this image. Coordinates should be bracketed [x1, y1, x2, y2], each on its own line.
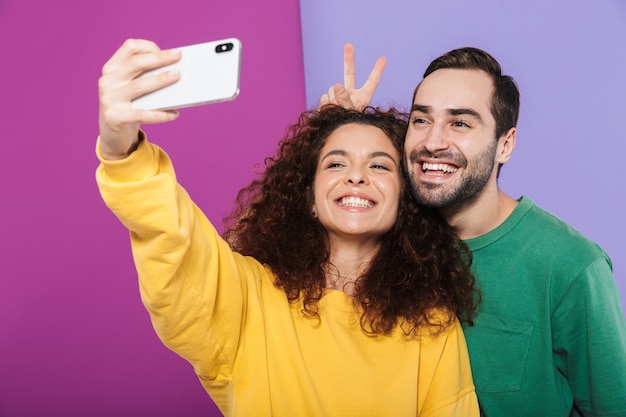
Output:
[338, 196, 373, 208]
[422, 162, 458, 173]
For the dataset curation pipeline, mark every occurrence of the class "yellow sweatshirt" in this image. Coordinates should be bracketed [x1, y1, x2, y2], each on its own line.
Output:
[96, 137, 479, 417]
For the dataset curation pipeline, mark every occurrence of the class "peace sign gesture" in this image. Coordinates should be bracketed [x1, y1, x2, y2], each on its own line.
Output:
[319, 43, 387, 110]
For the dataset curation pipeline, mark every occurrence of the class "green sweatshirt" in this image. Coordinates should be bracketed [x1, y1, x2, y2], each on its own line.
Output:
[463, 197, 626, 416]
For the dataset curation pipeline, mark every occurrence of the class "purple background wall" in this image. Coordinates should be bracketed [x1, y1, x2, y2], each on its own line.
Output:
[301, 0, 626, 309]
[2, 0, 625, 416]
[1, 0, 305, 416]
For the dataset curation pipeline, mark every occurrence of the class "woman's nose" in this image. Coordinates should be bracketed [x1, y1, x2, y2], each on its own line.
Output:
[345, 168, 367, 184]
[347, 177, 365, 184]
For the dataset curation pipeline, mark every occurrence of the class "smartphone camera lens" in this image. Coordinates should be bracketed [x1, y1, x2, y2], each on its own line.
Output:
[216, 43, 234, 53]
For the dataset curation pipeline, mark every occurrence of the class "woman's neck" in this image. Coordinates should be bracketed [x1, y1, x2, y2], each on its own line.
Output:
[325, 239, 380, 295]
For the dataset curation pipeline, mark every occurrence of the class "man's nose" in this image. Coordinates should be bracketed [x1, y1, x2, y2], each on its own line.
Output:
[422, 123, 450, 152]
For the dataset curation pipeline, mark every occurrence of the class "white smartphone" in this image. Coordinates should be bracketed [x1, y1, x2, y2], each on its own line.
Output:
[131, 38, 242, 110]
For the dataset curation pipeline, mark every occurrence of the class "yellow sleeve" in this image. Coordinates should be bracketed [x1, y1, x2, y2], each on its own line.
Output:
[417, 317, 479, 417]
[95, 136, 262, 381]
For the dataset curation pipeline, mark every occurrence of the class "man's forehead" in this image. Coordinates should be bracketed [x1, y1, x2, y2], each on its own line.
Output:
[414, 68, 494, 110]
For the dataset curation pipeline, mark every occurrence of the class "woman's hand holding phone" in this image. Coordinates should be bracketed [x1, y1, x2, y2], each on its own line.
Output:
[98, 37, 242, 160]
[97, 39, 181, 161]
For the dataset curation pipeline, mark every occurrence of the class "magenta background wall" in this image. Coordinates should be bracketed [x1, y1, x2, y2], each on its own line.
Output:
[0, 0, 305, 416]
[301, 0, 626, 309]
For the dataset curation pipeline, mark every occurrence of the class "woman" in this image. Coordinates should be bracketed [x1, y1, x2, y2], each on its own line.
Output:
[96, 39, 479, 417]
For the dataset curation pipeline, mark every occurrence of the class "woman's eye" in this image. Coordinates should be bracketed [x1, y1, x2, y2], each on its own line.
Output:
[371, 163, 390, 171]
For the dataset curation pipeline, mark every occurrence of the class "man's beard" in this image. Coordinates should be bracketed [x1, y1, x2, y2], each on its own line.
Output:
[408, 142, 498, 209]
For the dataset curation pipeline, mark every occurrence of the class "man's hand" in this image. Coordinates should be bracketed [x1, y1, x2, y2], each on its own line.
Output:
[319, 43, 386, 110]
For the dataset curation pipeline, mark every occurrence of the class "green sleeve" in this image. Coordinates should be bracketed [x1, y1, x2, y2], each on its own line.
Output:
[552, 258, 626, 415]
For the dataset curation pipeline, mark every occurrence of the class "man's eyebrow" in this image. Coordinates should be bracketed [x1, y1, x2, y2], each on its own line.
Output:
[411, 104, 484, 124]
[448, 108, 483, 123]
[411, 104, 431, 113]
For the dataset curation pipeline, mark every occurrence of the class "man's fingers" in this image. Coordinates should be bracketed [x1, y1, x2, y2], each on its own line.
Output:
[342, 42, 386, 97]
[362, 56, 387, 93]
[327, 85, 336, 103]
[343, 43, 356, 90]
[319, 84, 355, 109]
[319, 93, 330, 108]
[328, 43, 387, 110]
[332, 83, 355, 109]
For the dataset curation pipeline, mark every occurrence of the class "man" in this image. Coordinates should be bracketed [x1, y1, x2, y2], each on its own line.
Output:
[322, 44, 626, 416]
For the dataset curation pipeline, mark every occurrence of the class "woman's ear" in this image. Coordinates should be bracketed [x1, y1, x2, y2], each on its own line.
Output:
[306, 184, 317, 218]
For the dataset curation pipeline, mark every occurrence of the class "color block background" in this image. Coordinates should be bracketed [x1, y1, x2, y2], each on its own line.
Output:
[1, 1, 305, 416]
[301, 1, 626, 294]
[1, 0, 624, 415]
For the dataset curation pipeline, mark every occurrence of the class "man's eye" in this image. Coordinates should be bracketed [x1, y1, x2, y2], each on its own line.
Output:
[411, 117, 427, 125]
[452, 120, 469, 128]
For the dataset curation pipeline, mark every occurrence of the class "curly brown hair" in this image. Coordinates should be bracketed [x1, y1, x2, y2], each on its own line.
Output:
[224, 105, 478, 335]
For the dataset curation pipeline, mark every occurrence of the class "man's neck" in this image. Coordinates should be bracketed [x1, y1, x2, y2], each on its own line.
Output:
[441, 186, 518, 240]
